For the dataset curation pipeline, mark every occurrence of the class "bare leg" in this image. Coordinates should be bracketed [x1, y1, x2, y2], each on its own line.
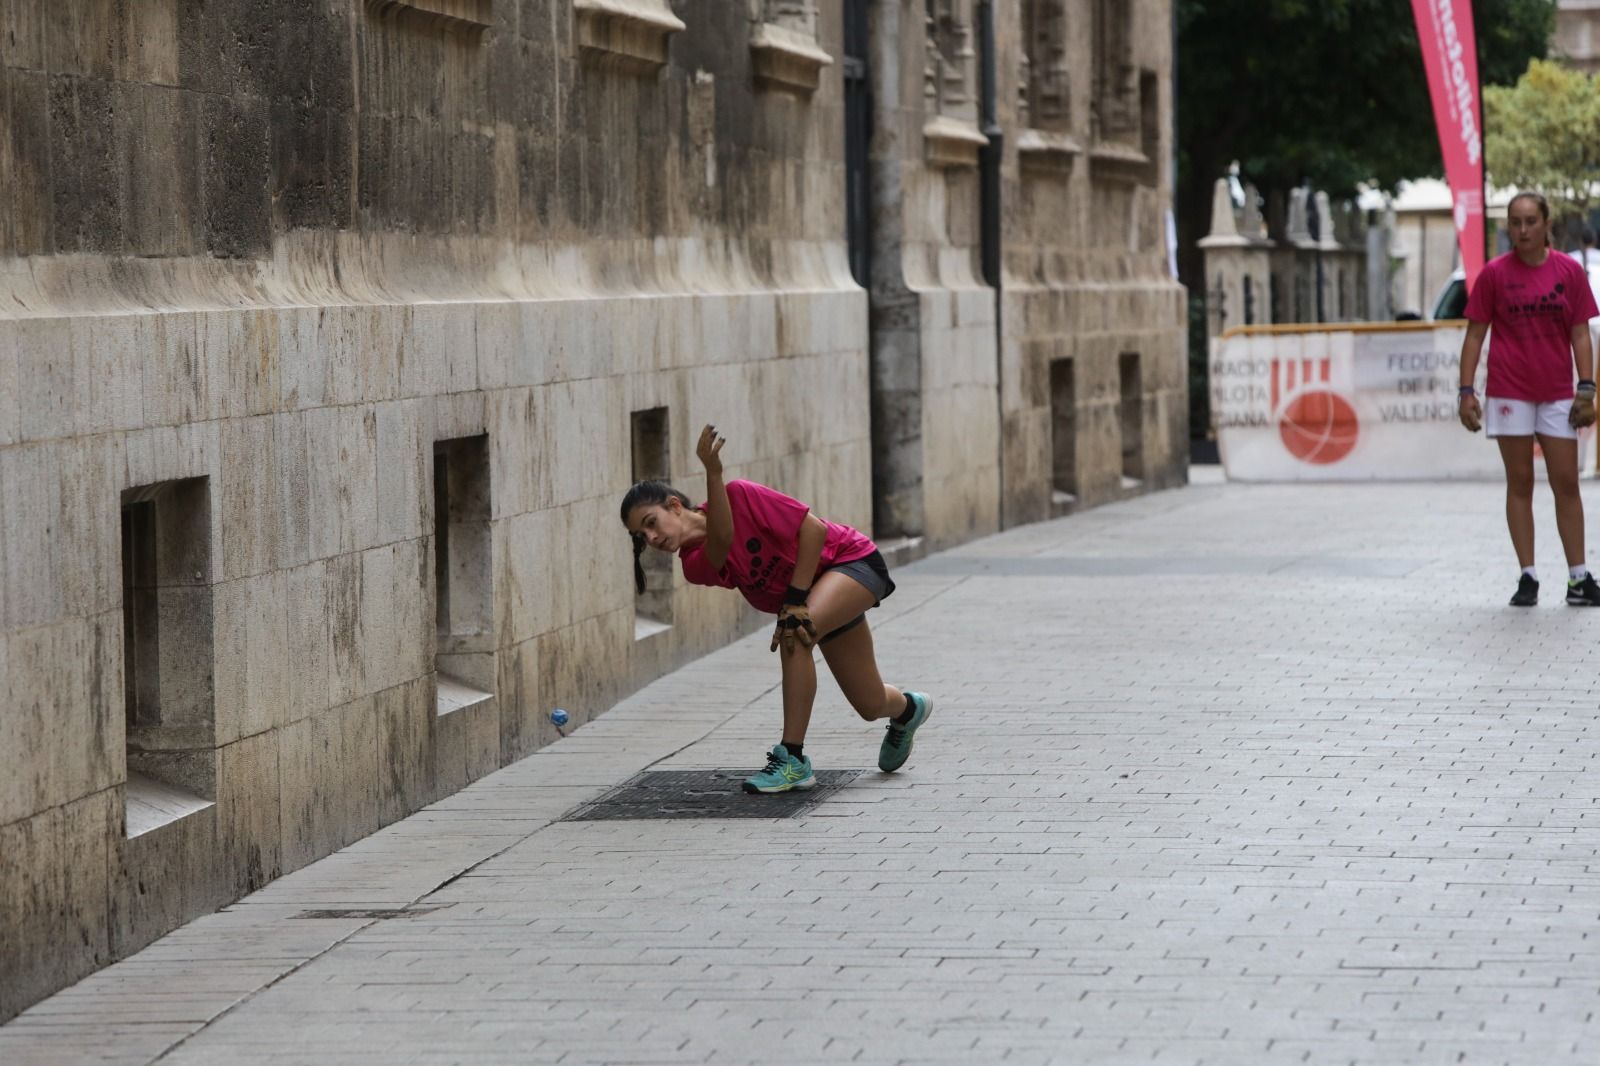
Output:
[1498, 436, 1536, 568]
[1539, 434, 1586, 569]
[778, 636, 817, 746]
[818, 619, 904, 722]
[777, 571, 882, 745]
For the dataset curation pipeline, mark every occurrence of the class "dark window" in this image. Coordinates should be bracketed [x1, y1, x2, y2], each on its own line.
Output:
[1119, 352, 1143, 482]
[630, 408, 673, 632]
[433, 435, 494, 707]
[1050, 358, 1077, 501]
[119, 477, 215, 835]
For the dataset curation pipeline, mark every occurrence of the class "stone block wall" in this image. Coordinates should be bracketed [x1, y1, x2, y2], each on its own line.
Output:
[0, 0, 870, 1020]
[0, 280, 869, 1021]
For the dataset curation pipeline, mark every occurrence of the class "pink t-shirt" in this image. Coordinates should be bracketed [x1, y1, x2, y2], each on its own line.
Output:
[678, 479, 877, 614]
[1464, 251, 1599, 402]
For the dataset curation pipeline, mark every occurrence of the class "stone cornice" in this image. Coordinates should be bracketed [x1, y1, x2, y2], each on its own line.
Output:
[1016, 128, 1083, 171]
[365, 0, 493, 35]
[1087, 140, 1153, 184]
[1196, 234, 1272, 250]
[574, 0, 685, 75]
[923, 115, 987, 169]
[749, 22, 833, 94]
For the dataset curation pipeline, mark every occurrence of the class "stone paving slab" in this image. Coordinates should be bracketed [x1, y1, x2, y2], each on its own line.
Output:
[6, 478, 1600, 1064]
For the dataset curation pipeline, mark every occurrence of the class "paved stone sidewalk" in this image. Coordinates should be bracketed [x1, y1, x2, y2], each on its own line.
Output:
[6, 477, 1600, 1065]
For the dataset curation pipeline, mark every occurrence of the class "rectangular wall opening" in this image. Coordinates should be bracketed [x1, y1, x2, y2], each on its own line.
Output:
[1049, 358, 1077, 508]
[1119, 352, 1144, 485]
[120, 478, 216, 838]
[630, 407, 673, 639]
[433, 435, 494, 715]
[1138, 69, 1160, 182]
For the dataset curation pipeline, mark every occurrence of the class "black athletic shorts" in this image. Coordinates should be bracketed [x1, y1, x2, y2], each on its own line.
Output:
[816, 550, 894, 644]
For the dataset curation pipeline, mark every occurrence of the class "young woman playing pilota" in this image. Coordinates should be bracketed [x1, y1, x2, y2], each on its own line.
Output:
[620, 424, 932, 793]
[1459, 190, 1600, 606]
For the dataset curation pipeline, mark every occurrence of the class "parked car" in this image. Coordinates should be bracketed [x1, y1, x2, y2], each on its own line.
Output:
[1427, 270, 1468, 321]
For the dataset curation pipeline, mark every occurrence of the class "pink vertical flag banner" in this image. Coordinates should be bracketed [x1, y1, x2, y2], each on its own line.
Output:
[1410, 0, 1486, 289]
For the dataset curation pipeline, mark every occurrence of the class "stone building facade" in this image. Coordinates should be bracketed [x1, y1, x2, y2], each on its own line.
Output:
[997, 0, 1187, 520]
[1554, 0, 1600, 73]
[0, 0, 1185, 1019]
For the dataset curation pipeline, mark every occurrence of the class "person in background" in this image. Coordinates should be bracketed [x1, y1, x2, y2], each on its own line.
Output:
[1459, 192, 1600, 607]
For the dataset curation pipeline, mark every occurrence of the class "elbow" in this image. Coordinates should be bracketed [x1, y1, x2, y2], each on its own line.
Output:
[798, 517, 827, 555]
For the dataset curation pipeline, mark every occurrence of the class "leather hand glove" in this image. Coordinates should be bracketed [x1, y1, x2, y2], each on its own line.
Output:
[770, 604, 817, 654]
[1459, 393, 1482, 433]
[1571, 384, 1597, 429]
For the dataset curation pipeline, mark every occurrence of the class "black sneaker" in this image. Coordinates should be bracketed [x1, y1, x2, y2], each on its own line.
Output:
[1568, 573, 1600, 606]
[1511, 574, 1539, 607]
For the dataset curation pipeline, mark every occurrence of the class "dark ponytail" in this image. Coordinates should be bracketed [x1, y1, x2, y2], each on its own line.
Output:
[619, 480, 692, 594]
[630, 533, 647, 595]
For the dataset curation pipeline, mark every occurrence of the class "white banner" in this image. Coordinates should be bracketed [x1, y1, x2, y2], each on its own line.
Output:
[1210, 324, 1596, 480]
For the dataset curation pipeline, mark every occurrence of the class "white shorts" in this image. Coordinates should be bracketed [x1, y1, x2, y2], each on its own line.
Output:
[1484, 397, 1577, 439]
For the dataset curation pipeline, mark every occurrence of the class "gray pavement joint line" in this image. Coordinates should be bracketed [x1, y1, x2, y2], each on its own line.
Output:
[136, 572, 973, 1065]
[145, 919, 379, 1066]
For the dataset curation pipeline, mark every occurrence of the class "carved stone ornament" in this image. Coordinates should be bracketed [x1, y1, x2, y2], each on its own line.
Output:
[574, 0, 686, 74]
[750, 21, 833, 93]
[923, 114, 988, 168]
[1017, 128, 1083, 172]
[1087, 140, 1152, 184]
[365, 0, 493, 35]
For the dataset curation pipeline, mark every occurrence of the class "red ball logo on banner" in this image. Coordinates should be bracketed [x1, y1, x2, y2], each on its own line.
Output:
[1278, 388, 1360, 465]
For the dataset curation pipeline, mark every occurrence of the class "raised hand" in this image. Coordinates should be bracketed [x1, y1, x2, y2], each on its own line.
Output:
[696, 423, 725, 477]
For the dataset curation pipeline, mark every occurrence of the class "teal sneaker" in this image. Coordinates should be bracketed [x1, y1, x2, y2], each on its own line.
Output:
[878, 692, 932, 772]
[741, 744, 817, 794]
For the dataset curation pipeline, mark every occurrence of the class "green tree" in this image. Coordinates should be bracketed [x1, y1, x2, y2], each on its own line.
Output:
[1485, 58, 1600, 238]
[1177, 0, 1553, 290]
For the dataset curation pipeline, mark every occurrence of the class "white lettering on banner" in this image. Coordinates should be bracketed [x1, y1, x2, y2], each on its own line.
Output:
[1434, 0, 1481, 166]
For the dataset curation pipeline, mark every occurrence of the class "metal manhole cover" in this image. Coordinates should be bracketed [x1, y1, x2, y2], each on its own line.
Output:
[561, 769, 864, 821]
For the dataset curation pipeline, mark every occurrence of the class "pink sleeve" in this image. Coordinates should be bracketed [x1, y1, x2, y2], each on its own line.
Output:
[679, 544, 732, 588]
[728, 480, 809, 548]
[1463, 265, 1495, 323]
[1570, 265, 1599, 326]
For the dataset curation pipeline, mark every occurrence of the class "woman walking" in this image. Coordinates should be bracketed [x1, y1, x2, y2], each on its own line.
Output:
[620, 424, 932, 792]
[1459, 191, 1600, 606]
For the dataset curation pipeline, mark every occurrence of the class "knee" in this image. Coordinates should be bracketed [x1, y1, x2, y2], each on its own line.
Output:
[1506, 474, 1536, 500]
[777, 640, 814, 667]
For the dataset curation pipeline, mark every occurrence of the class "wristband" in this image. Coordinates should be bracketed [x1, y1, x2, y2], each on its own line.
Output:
[782, 585, 810, 607]
[1458, 385, 1476, 396]
[1580, 380, 1597, 392]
